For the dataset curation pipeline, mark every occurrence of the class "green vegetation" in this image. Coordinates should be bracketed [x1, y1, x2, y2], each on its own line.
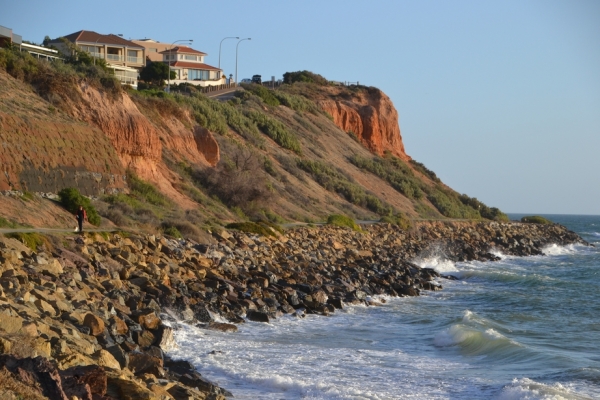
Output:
[379, 212, 412, 230]
[128, 173, 170, 207]
[350, 154, 423, 199]
[226, 221, 278, 237]
[458, 194, 509, 221]
[58, 187, 101, 226]
[0, 217, 18, 229]
[0, 47, 120, 102]
[283, 70, 329, 85]
[241, 84, 280, 107]
[246, 110, 302, 154]
[521, 215, 553, 225]
[297, 159, 394, 216]
[4, 232, 46, 251]
[327, 214, 361, 231]
[273, 91, 320, 114]
[139, 62, 176, 86]
[409, 160, 440, 183]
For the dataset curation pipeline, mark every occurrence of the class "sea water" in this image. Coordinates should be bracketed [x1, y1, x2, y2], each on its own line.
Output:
[166, 215, 600, 399]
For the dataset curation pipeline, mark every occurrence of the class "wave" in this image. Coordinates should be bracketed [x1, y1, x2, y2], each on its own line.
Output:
[542, 243, 580, 256]
[498, 377, 595, 400]
[414, 256, 459, 274]
[434, 323, 522, 358]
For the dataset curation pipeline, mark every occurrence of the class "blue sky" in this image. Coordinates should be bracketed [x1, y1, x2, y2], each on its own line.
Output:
[3, 0, 599, 214]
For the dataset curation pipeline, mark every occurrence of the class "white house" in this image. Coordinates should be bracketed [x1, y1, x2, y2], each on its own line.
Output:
[160, 45, 224, 87]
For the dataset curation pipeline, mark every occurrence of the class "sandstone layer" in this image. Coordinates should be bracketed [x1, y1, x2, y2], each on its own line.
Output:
[0, 71, 126, 195]
[316, 86, 409, 161]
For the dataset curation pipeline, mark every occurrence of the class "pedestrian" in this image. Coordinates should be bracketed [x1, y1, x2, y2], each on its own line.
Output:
[75, 205, 87, 234]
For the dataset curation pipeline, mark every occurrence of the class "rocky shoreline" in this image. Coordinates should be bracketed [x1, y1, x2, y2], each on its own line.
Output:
[0, 221, 588, 399]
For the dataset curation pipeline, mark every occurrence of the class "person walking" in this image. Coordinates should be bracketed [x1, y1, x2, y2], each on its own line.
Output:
[75, 205, 87, 233]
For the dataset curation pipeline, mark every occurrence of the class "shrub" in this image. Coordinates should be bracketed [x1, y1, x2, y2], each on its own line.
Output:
[297, 159, 394, 215]
[283, 70, 329, 85]
[226, 221, 276, 237]
[198, 146, 272, 212]
[458, 194, 509, 221]
[327, 214, 361, 231]
[4, 232, 46, 251]
[426, 188, 480, 220]
[379, 213, 412, 230]
[350, 154, 423, 200]
[0, 217, 17, 229]
[521, 216, 553, 225]
[246, 110, 302, 154]
[128, 173, 169, 207]
[240, 84, 280, 106]
[410, 159, 441, 183]
[273, 91, 320, 114]
[162, 225, 182, 239]
[58, 187, 101, 226]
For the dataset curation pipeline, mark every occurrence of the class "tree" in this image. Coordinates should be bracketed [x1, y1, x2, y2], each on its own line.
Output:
[139, 62, 176, 86]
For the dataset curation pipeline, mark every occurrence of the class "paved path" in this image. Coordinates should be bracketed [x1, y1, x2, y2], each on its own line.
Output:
[0, 228, 118, 234]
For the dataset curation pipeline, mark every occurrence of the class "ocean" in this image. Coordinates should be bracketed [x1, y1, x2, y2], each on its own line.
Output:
[166, 214, 600, 399]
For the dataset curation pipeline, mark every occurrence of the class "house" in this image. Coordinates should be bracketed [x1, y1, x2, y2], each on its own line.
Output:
[131, 38, 173, 63]
[159, 45, 224, 87]
[49, 30, 145, 87]
[0, 25, 61, 61]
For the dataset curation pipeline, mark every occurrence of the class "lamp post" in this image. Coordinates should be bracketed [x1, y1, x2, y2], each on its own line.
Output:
[218, 36, 239, 69]
[235, 38, 251, 84]
[167, 39, 193, 92]
[94, 33, 122, 65]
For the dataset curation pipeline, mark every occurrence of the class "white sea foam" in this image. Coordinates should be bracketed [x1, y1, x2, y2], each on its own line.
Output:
[498, 378, 594, 400]
[542, 243, 578, 256]
[415, 256, 459, 274]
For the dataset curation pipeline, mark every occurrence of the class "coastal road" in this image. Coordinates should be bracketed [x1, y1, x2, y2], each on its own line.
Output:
[205, 87, 241, 101]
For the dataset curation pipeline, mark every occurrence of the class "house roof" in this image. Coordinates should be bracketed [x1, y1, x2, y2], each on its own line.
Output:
[169, 61, 221, 71]
[53, 30, 143, 48]
[159, 46, 206, 56]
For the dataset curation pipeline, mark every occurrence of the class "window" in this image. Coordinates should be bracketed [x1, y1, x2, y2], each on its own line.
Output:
[185, 55, 196, 61]
[127, 50, 137, 57]
[188, 69, 209, 80]
[149, 48, 157, 52]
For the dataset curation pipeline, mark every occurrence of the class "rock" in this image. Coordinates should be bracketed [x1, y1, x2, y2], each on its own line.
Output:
[105, 345, 129, 369]
[154, 325, 176, 352]
[0, 310, 23, 334]
[132, 330, 156, 348]
[93, 349, 121, 370]
[205, 322, 238, 332]
[61, 364, 107, 397]
[83, 313, 105, 336]
[0, 354, 69, 400]
[246, 310, 270, 323]
[128, 352, 163, 377]
[132, 309, 161, 330]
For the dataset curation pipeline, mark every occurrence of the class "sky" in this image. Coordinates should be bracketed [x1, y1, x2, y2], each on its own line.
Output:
[3, 0, 599, 215]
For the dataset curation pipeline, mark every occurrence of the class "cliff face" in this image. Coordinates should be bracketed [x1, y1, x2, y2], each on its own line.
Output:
[316, 86, 409, 161]
[0, 71, 126, 195]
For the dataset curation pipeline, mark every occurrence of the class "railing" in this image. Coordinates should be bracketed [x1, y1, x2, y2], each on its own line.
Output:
[106, 54, 123, 62]
[126, 56, 142, 64]
[89, 52, 103, 59]
[197, 82, 237, 94]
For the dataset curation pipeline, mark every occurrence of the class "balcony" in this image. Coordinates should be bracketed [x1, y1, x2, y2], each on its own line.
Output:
[106, 54, 123, 62]
[126, 56, 143, 64]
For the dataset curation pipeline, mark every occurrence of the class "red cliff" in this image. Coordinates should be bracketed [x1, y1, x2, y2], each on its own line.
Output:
[316, 86, 409, 161]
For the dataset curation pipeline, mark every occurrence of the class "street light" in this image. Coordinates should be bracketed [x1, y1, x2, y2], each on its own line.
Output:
[219, 36, 239, 69]
[167, 39, 193, 92]
[235, 38, 251, 84]
[94, 33, 122, 65]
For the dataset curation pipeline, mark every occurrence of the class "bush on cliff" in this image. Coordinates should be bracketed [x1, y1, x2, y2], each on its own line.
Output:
[297, 159, 394, 216]
[327, 214, 361, 231]
[379, 213, 412, 230]
[245, 110, 302, 154]
[4, 232, 47, 251]
[226, 221, 278, 237]
[521, 216, 553, 225]
[241, 84, 280, 107]
[283, 70, 328, 85]
[350, 155, 423, 200]
[58, 188, 101, 226]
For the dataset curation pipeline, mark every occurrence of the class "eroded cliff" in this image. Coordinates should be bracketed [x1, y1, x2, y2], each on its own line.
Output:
[0, 71, 126, 194]
[316, 86, 409, 161]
